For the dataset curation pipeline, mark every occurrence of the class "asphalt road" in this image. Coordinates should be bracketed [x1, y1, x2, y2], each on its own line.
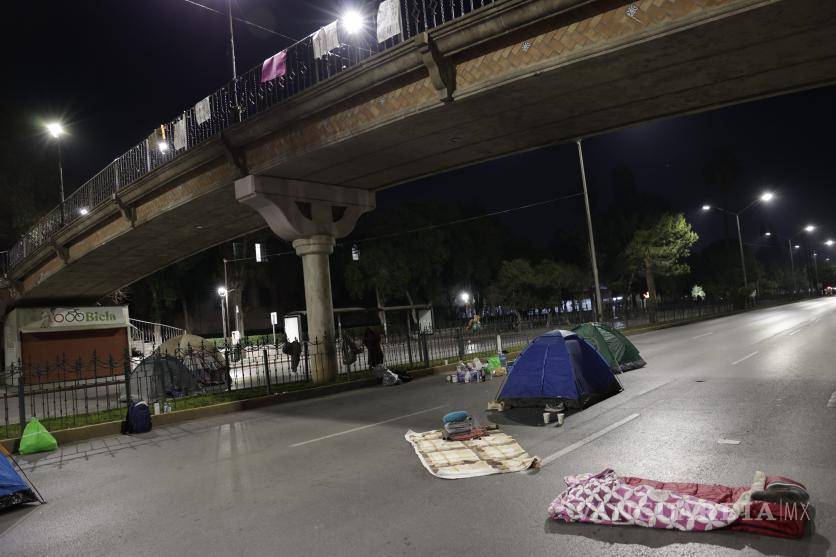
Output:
[2, 297, 835, 556]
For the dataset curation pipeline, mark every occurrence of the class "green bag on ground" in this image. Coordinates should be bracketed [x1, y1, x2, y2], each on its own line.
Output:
[18, 418, 58, 455]
[486, 356, 501, 373]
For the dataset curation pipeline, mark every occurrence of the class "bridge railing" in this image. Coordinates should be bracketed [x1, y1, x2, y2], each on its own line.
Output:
[7, 0, 497, 271]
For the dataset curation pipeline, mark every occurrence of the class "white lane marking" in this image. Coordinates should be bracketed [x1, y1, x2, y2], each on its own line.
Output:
[717, 439, 741, 445]
[731, 351, 759, 366]
[692, 332, 713, 339]
[289, 405, 447, 447]
[827, 391, 836, 408]
[540, 413, 640, 466]
[789, 329, 801, 336]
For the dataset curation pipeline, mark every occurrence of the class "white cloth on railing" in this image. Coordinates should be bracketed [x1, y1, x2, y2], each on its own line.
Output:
[376, 0, 401, 43]
[173, 116, 187, 151]
[312, 20, 339, 59]
[195, 96, 212, 125]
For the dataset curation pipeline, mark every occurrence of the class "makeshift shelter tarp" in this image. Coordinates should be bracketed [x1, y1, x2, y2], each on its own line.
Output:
[573, 322, 646, 372]
[157, 334, 226, 385]
[498, 330, 620, 408]
[133, 355, 200, 401]
[0, 448, 38, 510]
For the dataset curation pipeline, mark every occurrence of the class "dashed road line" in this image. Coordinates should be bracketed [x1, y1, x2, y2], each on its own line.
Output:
[731, 351, 759, 366]
[540, 413, 641, 466]
[789, 329, 801, 336]
[289, 405, 447, 447]
[827, 391, 836, 408]
[692, 332, 713, 339]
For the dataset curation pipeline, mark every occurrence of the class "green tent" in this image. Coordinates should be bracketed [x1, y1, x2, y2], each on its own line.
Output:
[572, 322, 646, 372]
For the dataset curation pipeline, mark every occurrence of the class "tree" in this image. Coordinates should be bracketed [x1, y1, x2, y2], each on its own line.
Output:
[627, 213, 698, 320]
[487, 259, 538, 313]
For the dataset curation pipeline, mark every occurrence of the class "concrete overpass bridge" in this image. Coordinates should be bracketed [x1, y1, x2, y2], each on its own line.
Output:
[5, 0, 836, 381]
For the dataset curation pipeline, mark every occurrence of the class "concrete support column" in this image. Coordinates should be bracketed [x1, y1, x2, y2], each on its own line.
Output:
[236, 175, 375, 385]
[292, 235, 337, 384]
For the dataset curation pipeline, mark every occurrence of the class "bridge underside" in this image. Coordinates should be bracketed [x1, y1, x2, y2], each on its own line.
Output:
[10, 0, 836, 305]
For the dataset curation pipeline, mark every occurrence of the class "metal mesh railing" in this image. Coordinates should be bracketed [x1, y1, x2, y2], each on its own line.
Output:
[7, 0, 498, 270]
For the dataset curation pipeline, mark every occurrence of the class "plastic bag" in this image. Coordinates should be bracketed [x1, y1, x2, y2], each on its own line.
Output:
[18, 417, 58, 455]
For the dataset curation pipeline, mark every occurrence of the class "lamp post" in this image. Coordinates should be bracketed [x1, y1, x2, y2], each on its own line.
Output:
[701, 191, 774, 288]
[46, 122, 66, 223]
[576, 139, 604, 321]
[217, 287, 229, 344]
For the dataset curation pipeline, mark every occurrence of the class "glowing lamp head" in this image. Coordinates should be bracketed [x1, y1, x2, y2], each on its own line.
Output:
[805, 225, 816, 233]
[764, 231, 772, 237]
[46, 122, 64, 138]
[826, 239, 834, 246]
[760, 192, 774, 202]
[157, 141, 169, 153]
[341, 9, 364, 34]
[217, 287, 227, 297]
[459, 292, 471, 304]
[701, 204, 711, 211]
[794, 244, 800, 249]
[78, 207, 89, 216]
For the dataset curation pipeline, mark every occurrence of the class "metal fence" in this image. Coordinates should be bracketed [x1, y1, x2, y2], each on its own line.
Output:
[7, 0, 498, 270]
[0, 321, 531, 439]
[0, 298, 743, 439]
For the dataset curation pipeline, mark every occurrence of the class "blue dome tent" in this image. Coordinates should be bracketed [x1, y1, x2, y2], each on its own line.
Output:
[498, 330, 621, 409]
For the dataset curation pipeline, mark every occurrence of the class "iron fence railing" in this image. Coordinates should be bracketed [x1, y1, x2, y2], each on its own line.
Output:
[0, 322, 529, 439]
[7, 0, 498, 270]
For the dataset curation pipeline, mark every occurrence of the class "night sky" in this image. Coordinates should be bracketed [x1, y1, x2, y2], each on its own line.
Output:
[3, 1, 835, 254]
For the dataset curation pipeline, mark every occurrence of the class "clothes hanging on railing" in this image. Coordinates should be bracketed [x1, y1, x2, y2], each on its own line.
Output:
[376, 0, 402, 43]
[173, 116, 187, 151]
[195, 96, 212, 125]
[261, 50, 287, 83]
[312, 20, 339, 59]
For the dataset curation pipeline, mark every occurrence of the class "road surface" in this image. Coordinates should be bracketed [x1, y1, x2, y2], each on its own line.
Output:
[1, 297, 834, 556]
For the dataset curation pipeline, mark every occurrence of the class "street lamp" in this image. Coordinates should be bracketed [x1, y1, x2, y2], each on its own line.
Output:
[459, 291, 471, 304]
[45, 121, 66, 222]
[700, 191, 774, 288]
[341, 9, 364, 34]
[825, 239, 834, 247]
[217, 286, 229, 345]
[805, 224, 816, 233]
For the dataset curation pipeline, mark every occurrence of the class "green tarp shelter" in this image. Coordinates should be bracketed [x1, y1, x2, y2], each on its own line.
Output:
[572, 322, 646, 373]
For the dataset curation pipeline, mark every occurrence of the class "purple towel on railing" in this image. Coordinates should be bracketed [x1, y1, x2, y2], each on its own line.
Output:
[261, 50, 287, 83]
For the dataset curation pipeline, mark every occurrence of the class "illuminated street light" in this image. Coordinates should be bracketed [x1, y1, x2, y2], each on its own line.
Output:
[764, 231, 772, 237]
[78, 207, 89, 216]
[157, 141, 169, 153]
[459, 291, 471, 304]
[794, 244, 800, 249]
[826, 239, 834, 246]
[341, 9, 364, 33]
[805, 224, 815, 232]
[217, 286, 229, 345]
[46, 122, 64, 138]
[45, 121, 67, 221]
[760, 192, 774, 202]
[701, 204, 711, 211]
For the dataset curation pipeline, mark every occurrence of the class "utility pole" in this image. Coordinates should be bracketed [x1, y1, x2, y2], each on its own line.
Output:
[735, 213, 748, 287]
[227, 0, 240, 120]
[576, 139, 604, 322]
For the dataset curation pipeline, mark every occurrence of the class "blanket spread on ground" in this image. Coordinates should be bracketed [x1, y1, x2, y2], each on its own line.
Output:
[404, 429, 538, 479]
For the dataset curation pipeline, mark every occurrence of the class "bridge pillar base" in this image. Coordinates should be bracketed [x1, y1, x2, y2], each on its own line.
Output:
[236, 175, 375, 385]
[292, 235, 338, 384]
